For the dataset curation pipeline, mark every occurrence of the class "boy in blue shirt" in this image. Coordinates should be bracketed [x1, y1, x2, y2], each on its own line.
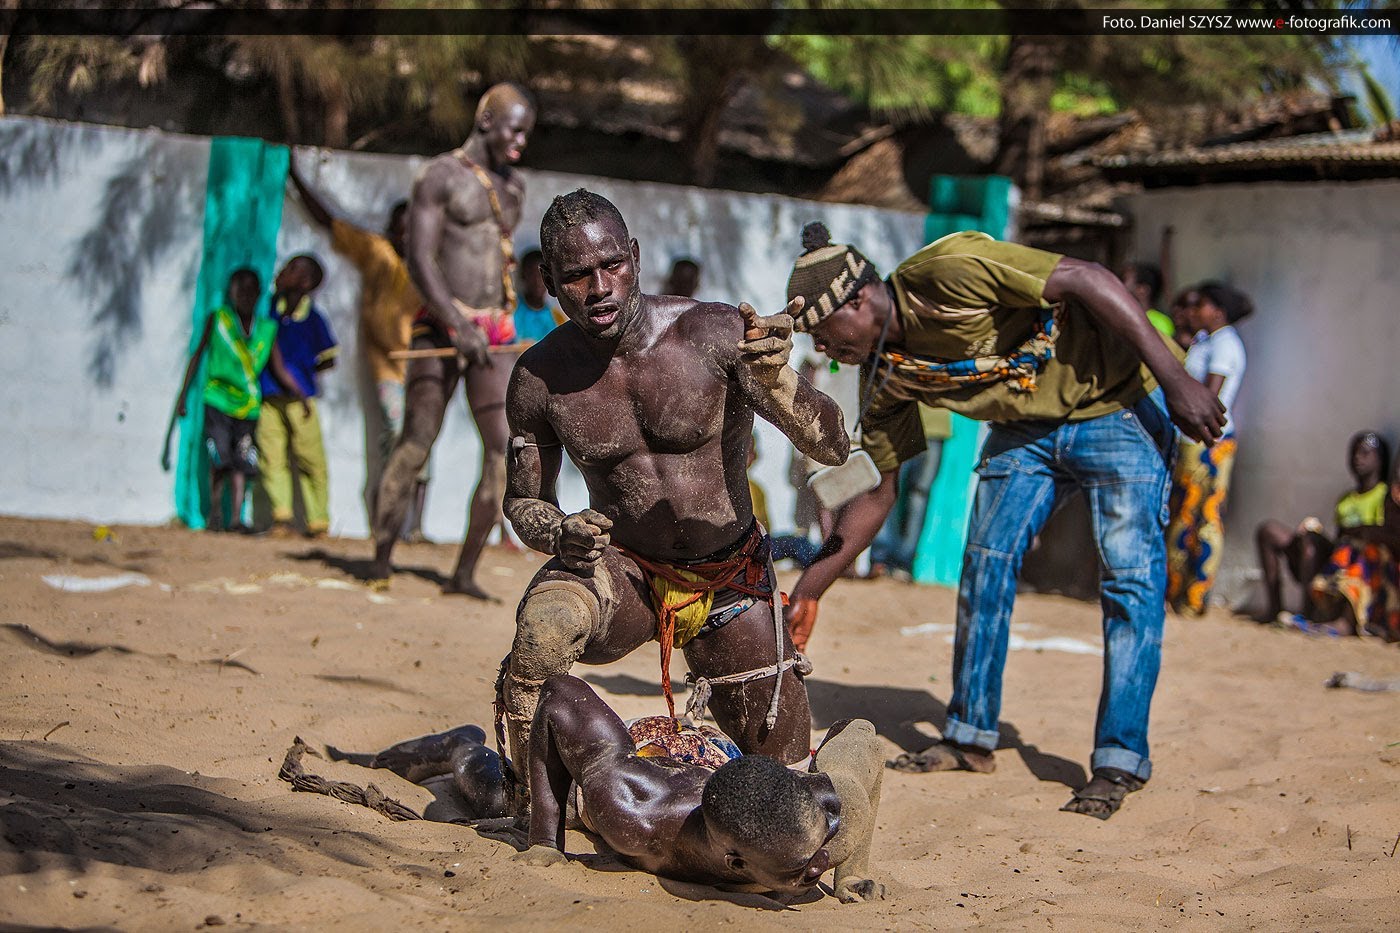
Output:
[257, 254, 338, 537]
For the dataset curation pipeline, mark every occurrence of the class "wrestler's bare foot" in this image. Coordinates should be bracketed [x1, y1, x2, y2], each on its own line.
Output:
[511, 843, 568, 867]
[887, 740, 995, 774]
[441, 579, 501, 602]
[370, 541, 394, 587]
[1060, 767, 1144, 820]
[834, 876, 886, 903]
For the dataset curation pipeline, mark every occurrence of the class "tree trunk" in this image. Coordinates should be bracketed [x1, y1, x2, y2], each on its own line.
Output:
[0, 0, 18, 116]
[673, 35, 764, 187]
[680, 78, 736, 187]
[322, 79, 350, 149]
[273, 64, 303, 143]
[993, 34, 1064, 200]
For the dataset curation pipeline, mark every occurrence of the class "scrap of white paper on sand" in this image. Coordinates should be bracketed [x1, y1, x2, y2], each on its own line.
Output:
[902, 620, 1101, 655]
[42, 572, 151, 593]
[1000, 634, 1102, 656]
[899, 622, 957, 637]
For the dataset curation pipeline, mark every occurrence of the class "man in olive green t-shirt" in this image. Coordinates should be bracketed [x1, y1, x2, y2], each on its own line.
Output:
[782, 222, 1225, 820]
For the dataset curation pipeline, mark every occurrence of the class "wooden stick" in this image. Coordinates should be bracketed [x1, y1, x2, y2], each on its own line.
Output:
[390, 344, 530, 360]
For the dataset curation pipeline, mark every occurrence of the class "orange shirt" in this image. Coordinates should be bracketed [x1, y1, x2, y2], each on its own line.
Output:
[331, 218, 422, 384]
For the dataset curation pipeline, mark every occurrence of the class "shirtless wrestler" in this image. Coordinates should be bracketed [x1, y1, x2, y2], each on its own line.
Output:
[371, 82, 536, 599]
[499, 189, 849, 782]
[364, 675, 885, 902]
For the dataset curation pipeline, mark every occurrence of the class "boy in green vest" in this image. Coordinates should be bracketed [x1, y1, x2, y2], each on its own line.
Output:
[173, 268, 287, 531]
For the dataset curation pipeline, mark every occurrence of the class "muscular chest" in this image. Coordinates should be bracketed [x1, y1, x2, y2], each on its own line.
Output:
[551, 348, 731, 464]
[444, 168, 522, 231]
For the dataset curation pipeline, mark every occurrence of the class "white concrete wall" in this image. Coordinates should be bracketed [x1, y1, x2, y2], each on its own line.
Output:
[0, 116, 927, 540]
[1121, 181, 1400, 606]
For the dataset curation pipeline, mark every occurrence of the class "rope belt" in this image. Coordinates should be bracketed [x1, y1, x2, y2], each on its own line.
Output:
[616, 524, 804, 729]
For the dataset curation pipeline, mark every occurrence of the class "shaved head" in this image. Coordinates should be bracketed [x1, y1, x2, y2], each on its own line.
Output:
[476, 82, 535, 124]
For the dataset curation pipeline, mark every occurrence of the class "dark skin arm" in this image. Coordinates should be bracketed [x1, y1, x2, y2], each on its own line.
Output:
[734, 299, 848, 467]
[406, 161, 490, 367]
[502, 360, 611, 569]
[1044, 258, 1225, 445]
[789, 469, 899, 607]
[287, 156, 333, 230]
[173, 315, 216, 418]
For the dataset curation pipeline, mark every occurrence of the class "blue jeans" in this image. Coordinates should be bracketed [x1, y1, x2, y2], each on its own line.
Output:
[943, 391, 1175, 780]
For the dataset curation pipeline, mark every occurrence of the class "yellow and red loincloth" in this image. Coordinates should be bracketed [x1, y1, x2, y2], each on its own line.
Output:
[617, 522, 808, 728]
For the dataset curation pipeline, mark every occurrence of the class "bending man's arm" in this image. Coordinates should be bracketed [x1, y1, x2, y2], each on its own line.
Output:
[734, 300, 849, 467]
[790, 470, 899, 605]
[1044, 258, 1225, 444]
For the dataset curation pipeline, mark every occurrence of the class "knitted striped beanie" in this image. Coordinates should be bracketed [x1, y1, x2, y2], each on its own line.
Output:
[785, 222, 880, 332]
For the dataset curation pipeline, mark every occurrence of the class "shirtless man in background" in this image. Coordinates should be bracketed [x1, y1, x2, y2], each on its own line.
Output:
[500, 189, 849, 783]
[371, 83, 535, 599]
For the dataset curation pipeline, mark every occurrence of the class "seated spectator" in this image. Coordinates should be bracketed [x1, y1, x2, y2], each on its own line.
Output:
[172, 268, 284, 532]
[1308, 454, 1400, 641]
[1255, 431, 1391, 623]
[1166, 282, 1253, 616]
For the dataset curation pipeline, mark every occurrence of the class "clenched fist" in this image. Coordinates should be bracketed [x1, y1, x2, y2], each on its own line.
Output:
[552, 509, 613, 572]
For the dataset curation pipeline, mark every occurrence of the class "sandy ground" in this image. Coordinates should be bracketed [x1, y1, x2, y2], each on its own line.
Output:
[2, 516, 1399, 931]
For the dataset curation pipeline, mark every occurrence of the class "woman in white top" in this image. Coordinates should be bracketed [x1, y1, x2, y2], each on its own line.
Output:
[1166, 282, 1253, 616]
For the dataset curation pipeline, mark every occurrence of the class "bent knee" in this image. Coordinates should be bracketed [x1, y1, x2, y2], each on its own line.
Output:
[512, 583, 598, 679]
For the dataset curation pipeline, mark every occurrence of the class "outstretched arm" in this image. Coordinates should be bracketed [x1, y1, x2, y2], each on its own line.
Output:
[786, 470, 899, 650]
[287, 155, 334, 230]
[1045, 258, 1225, 445]
[733, 300, 848, 467]
[516, 676, 638, 866]
[173, 315, 216, 418]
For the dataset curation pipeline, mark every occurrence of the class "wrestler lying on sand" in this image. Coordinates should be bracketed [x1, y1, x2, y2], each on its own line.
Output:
[364, 675, 885, 903]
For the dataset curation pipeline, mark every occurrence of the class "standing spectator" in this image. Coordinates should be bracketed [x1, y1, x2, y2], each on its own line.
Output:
[663, 258, 701, 298]
[1121, 262, 1174, 339]
[257, 255, 338, 538]
[1254, 431, 1391, 623]
[171, 268, 281, 532]
[285, 155, 431, 537]
[1167, 287, 1199, 353]
[1165, 282, 1253, 616]
[286, 156, 432, 541]
[512, 249, 563, 344]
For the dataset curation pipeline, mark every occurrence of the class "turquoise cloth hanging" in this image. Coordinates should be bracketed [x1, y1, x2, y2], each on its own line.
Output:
[174, 137, 289, 528]
[911, 413, 980, 587]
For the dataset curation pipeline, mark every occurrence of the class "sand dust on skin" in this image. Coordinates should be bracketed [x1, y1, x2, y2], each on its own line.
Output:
[2, 516, 1399, 930]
